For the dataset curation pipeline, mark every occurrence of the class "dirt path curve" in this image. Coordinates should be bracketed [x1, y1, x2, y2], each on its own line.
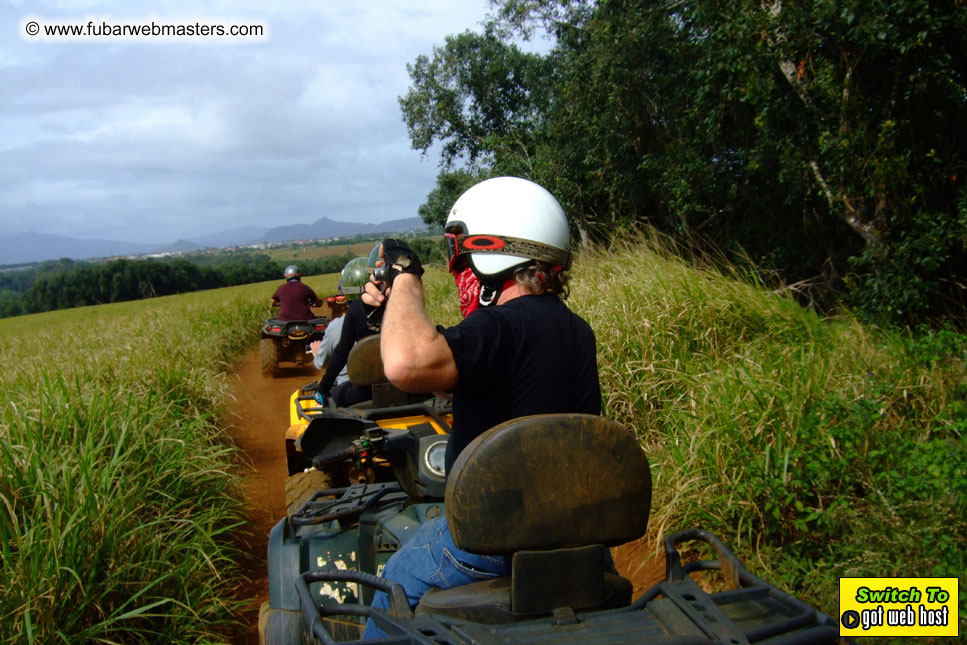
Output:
[227, 348, 318, 644]
[226, 345, 665, 642]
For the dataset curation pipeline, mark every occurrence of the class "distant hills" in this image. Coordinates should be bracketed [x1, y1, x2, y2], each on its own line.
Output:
[0, 216, 428, 265]
[258, 216, 429, 244]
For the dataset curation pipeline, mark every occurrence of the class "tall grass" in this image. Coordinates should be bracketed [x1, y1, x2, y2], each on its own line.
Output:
[0, 282, 283, 642]
[2, 249, 963, 641]
[561, 238, 965, 627]
[421, 238, 965, 630]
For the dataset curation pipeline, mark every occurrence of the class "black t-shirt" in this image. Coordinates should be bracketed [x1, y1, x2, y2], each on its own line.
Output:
[440, 294, 600, 473]
[272, 280, 318, 321]
[319, 298, 384, 393]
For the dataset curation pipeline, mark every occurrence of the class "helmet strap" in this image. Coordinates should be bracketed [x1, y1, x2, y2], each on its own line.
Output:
[479, 284, 500, 308]
[477, 275, 518, 308]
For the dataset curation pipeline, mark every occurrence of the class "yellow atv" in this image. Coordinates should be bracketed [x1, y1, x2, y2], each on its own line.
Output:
[282, 335, 452, 515]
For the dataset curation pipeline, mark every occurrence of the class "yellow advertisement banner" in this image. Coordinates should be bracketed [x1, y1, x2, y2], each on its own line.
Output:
[839, 577, 959, 638]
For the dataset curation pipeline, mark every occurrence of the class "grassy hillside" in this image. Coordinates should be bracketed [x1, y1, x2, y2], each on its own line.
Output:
[1, 246, 963, 641]
[425, 239, 965, 631]
[565, 241, 967, 631]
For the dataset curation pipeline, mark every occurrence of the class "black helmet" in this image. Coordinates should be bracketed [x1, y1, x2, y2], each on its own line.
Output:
[284, 265, 301, 281]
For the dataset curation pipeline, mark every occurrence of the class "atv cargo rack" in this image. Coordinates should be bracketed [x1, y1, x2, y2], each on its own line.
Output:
[288, 481, 406, 528]
[293, 529, 841, 644]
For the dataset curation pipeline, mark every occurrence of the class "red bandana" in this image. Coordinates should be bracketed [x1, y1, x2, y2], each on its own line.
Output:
[454, 265, 482, 318]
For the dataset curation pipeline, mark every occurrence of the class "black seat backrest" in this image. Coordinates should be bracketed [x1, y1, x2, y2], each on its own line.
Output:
[445, 414, 651, 555]
[346, 334, 387, 386]
[345, 334, 433, 408]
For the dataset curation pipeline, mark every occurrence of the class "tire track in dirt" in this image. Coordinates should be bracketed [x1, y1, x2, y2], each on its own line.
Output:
[613, 531, 667, 598]
[227, 347, 318, 644]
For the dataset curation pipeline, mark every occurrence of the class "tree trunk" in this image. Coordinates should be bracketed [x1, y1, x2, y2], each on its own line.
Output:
[763, 0, 879, 248]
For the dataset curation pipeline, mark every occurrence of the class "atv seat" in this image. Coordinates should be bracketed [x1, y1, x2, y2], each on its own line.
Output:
[415, 414, 651, 624]
[346, 335, 434, 408]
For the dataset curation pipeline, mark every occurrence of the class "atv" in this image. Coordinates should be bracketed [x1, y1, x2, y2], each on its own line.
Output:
[260, 316, 330, 378]
[282, 334, 452, 515]
[260, 342, 844, 644]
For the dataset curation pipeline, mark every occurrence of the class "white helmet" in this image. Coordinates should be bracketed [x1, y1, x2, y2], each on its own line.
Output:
[283, 264, 301, 280]
[444, 177, 571, 278]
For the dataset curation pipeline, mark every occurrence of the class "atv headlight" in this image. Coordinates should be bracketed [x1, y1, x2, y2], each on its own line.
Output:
[423, 439, 447, 479]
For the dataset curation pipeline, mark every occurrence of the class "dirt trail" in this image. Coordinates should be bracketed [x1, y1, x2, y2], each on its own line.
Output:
[226, 344, 665, 642]
[227, 348, 318, 644]
[612, 531, 667, 598]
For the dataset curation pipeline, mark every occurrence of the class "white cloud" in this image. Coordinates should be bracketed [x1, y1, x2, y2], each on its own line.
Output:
[0, 0, 497, 246]
[70, 102, 228, 149]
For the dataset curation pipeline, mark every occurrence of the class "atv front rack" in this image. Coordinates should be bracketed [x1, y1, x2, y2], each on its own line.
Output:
[289, 482, 406, 527]
[293, 529, 841, 644]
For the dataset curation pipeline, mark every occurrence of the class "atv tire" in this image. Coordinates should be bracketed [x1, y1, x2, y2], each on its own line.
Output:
[260, 338, 279, 378]
[285, 470, 334, 516]
[258, 601, 300, 645]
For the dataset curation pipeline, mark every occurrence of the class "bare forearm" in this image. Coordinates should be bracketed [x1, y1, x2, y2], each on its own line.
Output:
[381, 274, 457, 392]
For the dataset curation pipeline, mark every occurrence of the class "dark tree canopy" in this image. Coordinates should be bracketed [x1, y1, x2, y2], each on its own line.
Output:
[401, 0, 967, 324]
[0, 252, 357, 319]
[399, 29, 554, 175]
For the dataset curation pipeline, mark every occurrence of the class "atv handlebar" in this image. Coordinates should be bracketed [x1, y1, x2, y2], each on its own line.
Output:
[310, 446, 356, 469]
[309, 432, 387, 471]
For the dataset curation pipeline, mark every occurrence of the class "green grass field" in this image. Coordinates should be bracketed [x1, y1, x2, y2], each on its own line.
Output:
[0, 247, 963, 642]
[568, 242, 966, 632]
[261, 241, 377, 264]
[0, 275, 336, 643]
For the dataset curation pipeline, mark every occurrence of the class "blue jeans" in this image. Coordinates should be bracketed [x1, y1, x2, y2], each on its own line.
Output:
[362, 516, 509, 640]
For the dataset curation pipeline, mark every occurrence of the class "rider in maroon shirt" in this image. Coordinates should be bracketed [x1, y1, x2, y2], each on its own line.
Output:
[271, 265, 321, 320]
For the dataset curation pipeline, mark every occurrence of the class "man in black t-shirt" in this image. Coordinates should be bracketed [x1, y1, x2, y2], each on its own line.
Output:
[361, 177, 600, 638]
[436, 292, 599, 472]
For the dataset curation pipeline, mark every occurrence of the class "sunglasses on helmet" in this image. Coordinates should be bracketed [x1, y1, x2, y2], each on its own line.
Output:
[444, 223, 571, 273]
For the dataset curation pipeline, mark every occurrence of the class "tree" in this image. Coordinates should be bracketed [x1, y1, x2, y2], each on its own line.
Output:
[399, 29, 554, 173]
[417, 169, 487, 227]
[401, 0, 967, 322]
[756, 0, 967, 319]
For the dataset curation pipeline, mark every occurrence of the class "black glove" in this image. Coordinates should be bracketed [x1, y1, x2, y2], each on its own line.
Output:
[380, 238, 424, 286]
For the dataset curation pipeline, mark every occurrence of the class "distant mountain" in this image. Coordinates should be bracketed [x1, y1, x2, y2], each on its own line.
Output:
[187, 226, 269, 248]
[258, 216, 427, 243]
[0, 216, 431, 265]
[160, 239, 207, 254]
[0, 232, 156, 265]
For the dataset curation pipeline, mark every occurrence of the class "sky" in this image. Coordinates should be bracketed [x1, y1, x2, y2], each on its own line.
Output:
[0, 0, 502, 245]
